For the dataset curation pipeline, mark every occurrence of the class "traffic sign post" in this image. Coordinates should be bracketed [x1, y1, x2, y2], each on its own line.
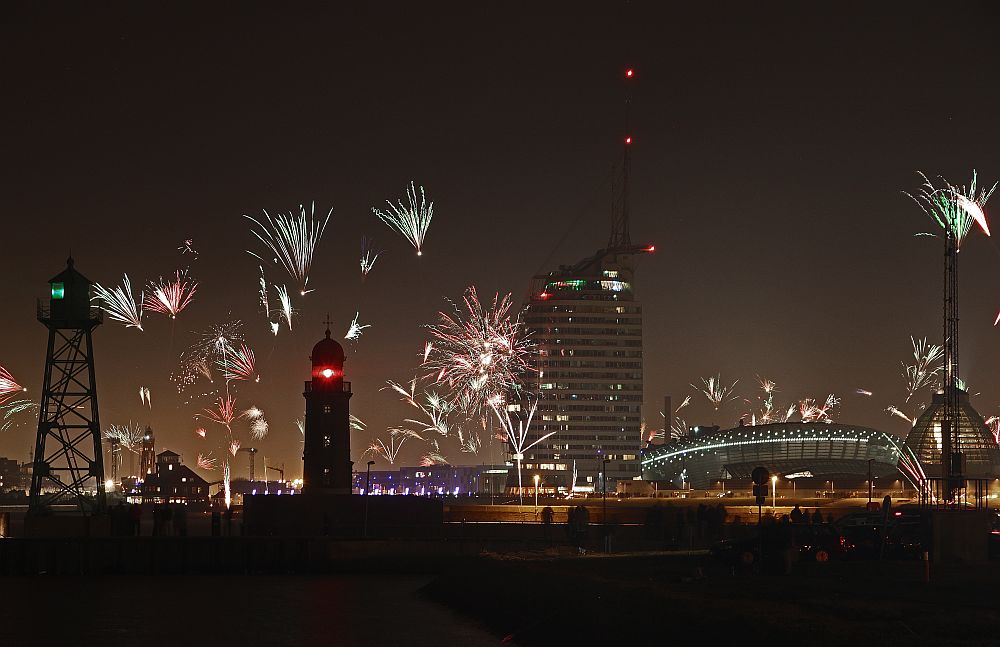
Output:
[751, 467, 770, 573]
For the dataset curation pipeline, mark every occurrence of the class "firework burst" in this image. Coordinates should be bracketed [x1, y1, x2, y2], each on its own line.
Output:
[196, 452, 218, 471]
[692, 374, 738, 411]
[104, 422, 145, 452]
[143, 270, 197, 319]
[490, 398, 552, 505]
[0, 366, 26, 400]
[368, 434, 406, 465]
[139, 386, 151, 408]
[909, 170, 996, 247]
[372, 181, 434, 256]
[903, 336, 943, 402]
[219, 343, 257, 382]
[245, 202, 332, 295]
[92, 274, 144, 330]
[422, 286, 533, 416]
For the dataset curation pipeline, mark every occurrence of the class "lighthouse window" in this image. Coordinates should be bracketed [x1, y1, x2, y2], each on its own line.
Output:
[323, 405, 331, 414]
[51, 282, 65, 300]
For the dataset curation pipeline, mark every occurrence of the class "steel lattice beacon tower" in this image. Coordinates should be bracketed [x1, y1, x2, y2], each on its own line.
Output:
[302, 325, 352, 494]
[29, 257, 106, 516]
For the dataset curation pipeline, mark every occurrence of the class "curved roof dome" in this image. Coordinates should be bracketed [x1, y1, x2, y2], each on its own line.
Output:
[902, 388, 1000, 479]
[311, 328, 345, 369]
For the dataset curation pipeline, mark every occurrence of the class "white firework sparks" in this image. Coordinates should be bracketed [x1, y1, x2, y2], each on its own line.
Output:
[245, 201, 332, 295]
[92, 274, 144, 330]
[372, 181, 434, 256]
[344, 312, 371, 341]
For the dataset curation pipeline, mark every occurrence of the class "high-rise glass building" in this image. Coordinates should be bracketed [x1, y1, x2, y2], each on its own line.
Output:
[519, 245, 651, 492]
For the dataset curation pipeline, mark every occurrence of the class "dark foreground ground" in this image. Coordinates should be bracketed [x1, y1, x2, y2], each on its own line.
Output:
[3, 553, 997, 646]
[423, 552, 1000, 646]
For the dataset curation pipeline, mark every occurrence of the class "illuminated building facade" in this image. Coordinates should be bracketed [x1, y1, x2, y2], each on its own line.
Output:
[139, 450, 209, 503]
[641, 422, 904, 489]
[351, 465, 509, 496]
[521, 245, 651, 491]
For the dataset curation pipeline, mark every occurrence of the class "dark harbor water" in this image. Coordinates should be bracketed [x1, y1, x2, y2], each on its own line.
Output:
[0, 575, 497, 645]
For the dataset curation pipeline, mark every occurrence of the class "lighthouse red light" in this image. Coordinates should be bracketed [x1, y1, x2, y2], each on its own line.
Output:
[625, 68, 634, 78]
[645, 244, 655, 252]
[321, 368, 334, 379]
[625, 136, 632, 145]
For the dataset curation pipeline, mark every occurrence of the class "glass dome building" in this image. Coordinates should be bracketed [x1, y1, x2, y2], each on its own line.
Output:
[902, 388, 1000, 479]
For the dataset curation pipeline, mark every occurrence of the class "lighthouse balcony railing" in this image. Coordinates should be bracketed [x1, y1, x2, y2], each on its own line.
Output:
[303, 381, 351, 393]
[36, 299, 104, 325]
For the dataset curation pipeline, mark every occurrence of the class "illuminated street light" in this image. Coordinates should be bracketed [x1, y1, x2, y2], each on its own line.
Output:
[771, 474, 777, 508]
[533, 474, 540, 512]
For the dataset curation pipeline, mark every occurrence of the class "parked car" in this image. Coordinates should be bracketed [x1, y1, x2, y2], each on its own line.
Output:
[712, 523, 847, 567]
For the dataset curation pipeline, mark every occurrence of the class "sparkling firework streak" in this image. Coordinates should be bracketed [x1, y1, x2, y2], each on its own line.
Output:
[345, 312, 371, 341]
[670, 417, 689, 439]
[245, 202, 332, 295]
[143, 270, 197, 319]
[92, 274, 144, 330]
[178, 239, 198, 256]
[908, 171, 996, 248]
[372, 181, 434, 256]
[0, 399, 35, 432]
[219, 343, 257, 382]
[229, 440, 240, 456]
[692, 374, 738, 411]
[275, 285, 294, 331]
[368, 434, 406, 465]
[258, 266, 269, 317]
[243, 406, 268, 440]
[223, 462, 231, 508]
[422, 287, 533, 416]
[139, 386, 151, 408]
[195, 427, 207, 438]
[196, 452, 218, 471]
[856, 388, 873, 397]
[799, 395, 838, 423]
[360, 236, 383, 278]
[200, 395, 237, 432]
[420, 447, 449, 467]
[903, 336, 943, 403]
[986, 416, 1000, 445]
[489, 398, 552, 505]
[104, 422, 145, 451]
[674, 395, 691, 413]
[886, 405, 916, 426]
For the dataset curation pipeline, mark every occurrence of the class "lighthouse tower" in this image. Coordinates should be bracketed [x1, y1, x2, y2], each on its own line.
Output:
[30, 257, 106, 515]
[302, 325, 353, 494]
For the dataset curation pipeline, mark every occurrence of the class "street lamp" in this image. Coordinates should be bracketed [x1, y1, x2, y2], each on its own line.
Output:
[533, 474, 540, 512]
[771, 475, 777, 509]
[602, 458, 610, 552]
[363, 460, 375, 538]
[867, 458, 874, 505]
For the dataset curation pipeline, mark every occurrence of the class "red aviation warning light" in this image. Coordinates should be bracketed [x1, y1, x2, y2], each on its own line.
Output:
[538, 292, 551, 300]
[625, 68, 634, 78]
[625, 136, 632, 145]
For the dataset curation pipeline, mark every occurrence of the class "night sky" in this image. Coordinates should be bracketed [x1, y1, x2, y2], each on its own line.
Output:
[2, 2, 999, 474]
